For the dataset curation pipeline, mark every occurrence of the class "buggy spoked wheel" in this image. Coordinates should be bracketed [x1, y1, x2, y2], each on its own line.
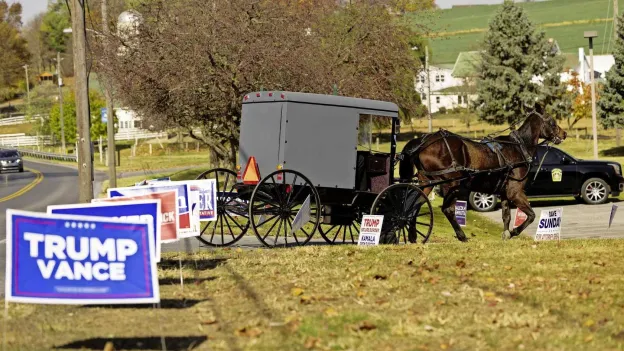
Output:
[195, 168, 249, 247]
[371, 184, 434, 244]
[249, 169, 321, 248]
[319, 206, 365, 245]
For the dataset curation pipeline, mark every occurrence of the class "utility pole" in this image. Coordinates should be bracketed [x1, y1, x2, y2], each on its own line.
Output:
[56, 51, 66, 154]
[71, 0, 94, 202]
[615, 0, 622, 146]
[101, 0, 117, 188]
[425, 45, 432, 133]
[585, 31, 599, 160]
[23, 65, 30, 112]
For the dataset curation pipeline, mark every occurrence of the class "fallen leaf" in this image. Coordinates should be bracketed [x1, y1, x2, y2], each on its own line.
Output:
[374, 274, 387, 280]
[407, 260, 414, 265]
[440, 343, 449, 350]
[236, 248, 243, 254]
[504, 266, 512, 270]
[291, 287, 304, 297]
[612, 331, 624, 340]
[585, 335, 594, 342]
[354, 320, 377, 331]
[441, 291, 452, 297]
[300, 295, 312, 304]
[584, 319, 595, 328]
[424, 325, 435, 332]
[357, 290, 366, 298]
[201, 319, 218, 325]
[456, 260, 466, 268]
[235, 326, 262, 338]
[304, 336, 320, 349]
[324, 308, 338, 317]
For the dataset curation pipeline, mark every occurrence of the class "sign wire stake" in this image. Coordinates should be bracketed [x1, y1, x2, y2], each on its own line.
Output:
[178, 241, 184, 293]
[2, 299, 8, 351]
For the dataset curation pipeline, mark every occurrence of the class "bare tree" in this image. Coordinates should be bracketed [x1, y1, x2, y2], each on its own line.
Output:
[93, 0, 425, 167]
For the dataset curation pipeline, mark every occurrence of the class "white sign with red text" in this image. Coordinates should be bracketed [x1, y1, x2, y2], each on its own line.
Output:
[357, 215, 384, 246]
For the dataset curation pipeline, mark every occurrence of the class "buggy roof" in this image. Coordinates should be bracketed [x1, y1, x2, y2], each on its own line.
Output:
[243, 91, 399, 118]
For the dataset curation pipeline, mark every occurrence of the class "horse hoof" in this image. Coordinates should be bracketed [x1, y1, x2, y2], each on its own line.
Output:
[501, 230, 511, 241]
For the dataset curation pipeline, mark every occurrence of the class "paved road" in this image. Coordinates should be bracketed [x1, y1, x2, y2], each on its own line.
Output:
[479, 197, 624, 239]
[0, 160, 82, 297]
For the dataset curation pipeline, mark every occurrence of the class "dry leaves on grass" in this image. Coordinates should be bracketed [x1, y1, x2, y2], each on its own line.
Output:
[235, 326, 263, 338]
[351, 320, 377, 332]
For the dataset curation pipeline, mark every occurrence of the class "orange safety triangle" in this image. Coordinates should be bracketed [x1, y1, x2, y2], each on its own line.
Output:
[242, 156, 260, 184]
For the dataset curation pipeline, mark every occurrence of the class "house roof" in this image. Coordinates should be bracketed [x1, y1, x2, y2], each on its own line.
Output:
[451, 51, 482, 78]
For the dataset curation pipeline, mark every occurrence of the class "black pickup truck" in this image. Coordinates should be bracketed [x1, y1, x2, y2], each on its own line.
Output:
[466, 145, 624, 212]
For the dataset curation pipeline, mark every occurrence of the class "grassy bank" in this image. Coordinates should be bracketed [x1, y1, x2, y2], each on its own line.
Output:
[4, 239, 624, 350]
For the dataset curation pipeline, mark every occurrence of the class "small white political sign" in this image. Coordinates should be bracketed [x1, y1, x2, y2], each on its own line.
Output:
[357, 215, 384, 246]
[290, 195, 311, 235]
[535, 207, 563, 241]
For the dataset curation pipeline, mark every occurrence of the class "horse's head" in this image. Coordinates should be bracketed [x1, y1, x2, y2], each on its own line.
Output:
[530, 105, 567, 145]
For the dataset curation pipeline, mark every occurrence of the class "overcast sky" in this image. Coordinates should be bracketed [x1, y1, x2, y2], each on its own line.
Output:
[16, 0, 510, 24]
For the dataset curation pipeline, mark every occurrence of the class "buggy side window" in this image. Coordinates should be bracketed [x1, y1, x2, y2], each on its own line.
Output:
[357, 114, 393, 153]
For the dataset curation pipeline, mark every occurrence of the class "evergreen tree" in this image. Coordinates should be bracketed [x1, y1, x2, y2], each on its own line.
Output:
[598, 12, 624, 130]
[539, 38, 572, 119]
[473, 0, 562, 125]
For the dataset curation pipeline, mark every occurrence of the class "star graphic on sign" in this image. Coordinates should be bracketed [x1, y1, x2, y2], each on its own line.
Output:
[71, 222, 77, 228]
[65, 222, 70, 228]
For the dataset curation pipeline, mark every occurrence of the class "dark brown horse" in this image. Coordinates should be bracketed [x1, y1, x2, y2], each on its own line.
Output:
[399, 106, 567, 242]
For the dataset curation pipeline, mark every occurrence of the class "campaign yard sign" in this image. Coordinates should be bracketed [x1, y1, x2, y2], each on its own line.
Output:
[108, 183, 199, 239]
[357, 215, 384, 246]
[4, 209, 159, 305]
[535, 207, 563, 241]
[184, 179, 217, 222]
[47, 200, 162, 262]
[513, 208, 528, 229]
[455, 200, 467, 226]
[94, 190, 179, 243]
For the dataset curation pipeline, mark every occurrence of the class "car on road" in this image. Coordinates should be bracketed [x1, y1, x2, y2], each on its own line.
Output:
[0, 149, 24, 173]
[458, 145, 624, 212]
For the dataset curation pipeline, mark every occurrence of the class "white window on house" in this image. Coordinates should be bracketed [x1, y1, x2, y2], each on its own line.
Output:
[436, 96, 440, 104]
[458, 95, 462, 104]
[435, 74, 446, 83]
[134, 121, 142, 128]
[421, 93, 427, 100]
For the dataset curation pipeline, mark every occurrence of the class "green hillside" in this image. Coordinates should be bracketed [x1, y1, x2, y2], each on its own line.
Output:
[412, 0, 623, 64]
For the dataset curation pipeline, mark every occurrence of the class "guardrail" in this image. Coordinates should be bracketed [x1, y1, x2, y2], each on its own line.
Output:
[16, 148, 77, 162]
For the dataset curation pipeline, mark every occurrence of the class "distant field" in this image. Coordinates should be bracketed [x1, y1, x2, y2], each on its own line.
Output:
[412, 0, 623, 64]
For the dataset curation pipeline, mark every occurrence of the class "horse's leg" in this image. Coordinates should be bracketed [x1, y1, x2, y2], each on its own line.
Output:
[500, 194, 512, 240]
[506, 185, 536, 238]
[441, 183, 468, 242]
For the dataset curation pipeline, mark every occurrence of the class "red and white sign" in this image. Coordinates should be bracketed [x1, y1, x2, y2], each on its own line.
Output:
[513, 208, 527, 229]
[94, 190, 180, 243]
[357, 215, 384, 246]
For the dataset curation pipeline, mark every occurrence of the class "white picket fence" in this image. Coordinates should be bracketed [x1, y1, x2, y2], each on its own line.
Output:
[0, 115, 45, 126]
[114, 129, 168, 141]
[0, 133, 52, 147]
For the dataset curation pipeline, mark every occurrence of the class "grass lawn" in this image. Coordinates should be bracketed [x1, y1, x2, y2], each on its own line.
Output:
[414, 0, 621, 64]
[22, 142, 213, 174]
[0, 122, 36, 135]
[4, 238, 624, 350]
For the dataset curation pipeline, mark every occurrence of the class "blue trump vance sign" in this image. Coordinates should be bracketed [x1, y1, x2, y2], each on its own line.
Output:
[4, 209, 159, 305]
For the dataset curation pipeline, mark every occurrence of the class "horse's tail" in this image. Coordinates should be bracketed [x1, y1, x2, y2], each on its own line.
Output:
[399, 137, 425, 181]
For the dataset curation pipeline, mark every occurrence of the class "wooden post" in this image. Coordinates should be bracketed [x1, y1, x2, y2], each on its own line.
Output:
[575, 128, 579, 140]
[149, 143, 152, 155]
[105, 147, 108, 166]
[196, 142, 199, 152]
[376, 137, 379, 151]
[185, 142, 188, 151]
[99, 135, 103, 163]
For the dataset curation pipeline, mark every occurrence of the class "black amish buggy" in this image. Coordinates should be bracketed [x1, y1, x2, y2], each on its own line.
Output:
[195, 91, 435, 248]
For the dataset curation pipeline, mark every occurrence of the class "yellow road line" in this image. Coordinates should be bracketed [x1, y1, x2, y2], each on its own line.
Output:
[0, 168, 44, 203]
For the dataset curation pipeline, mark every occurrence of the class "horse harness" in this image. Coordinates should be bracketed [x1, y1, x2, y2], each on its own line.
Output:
[413, 128, 537, 193]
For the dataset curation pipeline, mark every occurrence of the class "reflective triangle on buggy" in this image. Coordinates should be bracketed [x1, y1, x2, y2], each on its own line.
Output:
[243, 156, 261, 184]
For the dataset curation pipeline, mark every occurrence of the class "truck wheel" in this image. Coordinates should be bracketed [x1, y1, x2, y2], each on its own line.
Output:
[581, 178, 610, 205]
[468, 192, 498, 212]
